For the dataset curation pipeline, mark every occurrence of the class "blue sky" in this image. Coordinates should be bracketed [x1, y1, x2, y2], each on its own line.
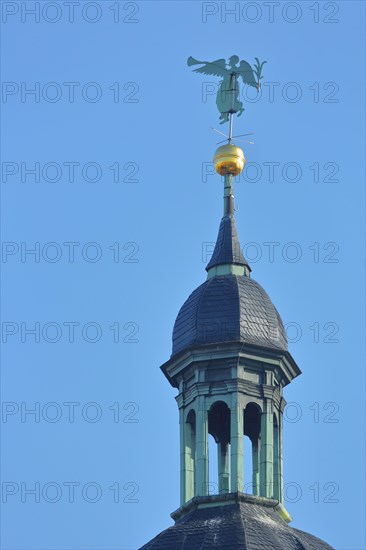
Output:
[1, 1, 365, 549]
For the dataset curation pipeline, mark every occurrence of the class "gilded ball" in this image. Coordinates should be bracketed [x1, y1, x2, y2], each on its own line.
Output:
[213, 144, 246, 176]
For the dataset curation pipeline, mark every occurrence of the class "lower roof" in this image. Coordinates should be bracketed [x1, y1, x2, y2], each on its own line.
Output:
[139, 493, 334, 550]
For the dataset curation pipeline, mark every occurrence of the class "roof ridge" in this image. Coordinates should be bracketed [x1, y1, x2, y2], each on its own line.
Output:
[239, 501, 251, 550]
[193, 276, 214, 348]
[234, 275, 242, 343]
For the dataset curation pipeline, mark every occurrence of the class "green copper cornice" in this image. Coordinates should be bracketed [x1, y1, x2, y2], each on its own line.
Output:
[207, 263, 249, 279]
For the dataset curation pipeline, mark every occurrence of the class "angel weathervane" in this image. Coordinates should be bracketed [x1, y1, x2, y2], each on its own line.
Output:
[187, 55, 266, 140]
[187, 55, 267, 201]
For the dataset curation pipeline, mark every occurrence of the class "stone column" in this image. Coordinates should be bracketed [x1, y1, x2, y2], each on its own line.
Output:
[278, 408, 284, 503]
[179, 408, 186, 505]
[180, 407, 197, 505]
[195, 397, 208, 496]
[230, 396, 244, 493]
[260, 400, 274, 498]
[273, 415, 280, 501]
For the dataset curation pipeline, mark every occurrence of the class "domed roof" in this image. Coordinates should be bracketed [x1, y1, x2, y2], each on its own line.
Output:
[172, 274, 287, 356]
[140, 496, 334, 550]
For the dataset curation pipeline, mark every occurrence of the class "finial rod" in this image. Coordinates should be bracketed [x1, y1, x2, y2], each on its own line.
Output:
[228, 114, 233, 144]
[228, 73, 236, 144]
[224, 174, 234, 216]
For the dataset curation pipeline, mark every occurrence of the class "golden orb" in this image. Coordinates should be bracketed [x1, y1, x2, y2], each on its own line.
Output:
[213, 143, 246, 176]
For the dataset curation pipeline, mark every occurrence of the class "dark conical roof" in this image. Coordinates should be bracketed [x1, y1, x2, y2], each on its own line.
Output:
[140, 495, 334, 550]
[206, 215, 251, 271]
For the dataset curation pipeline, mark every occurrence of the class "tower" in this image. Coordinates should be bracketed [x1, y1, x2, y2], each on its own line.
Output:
[165, 141, 300, 510]
[163, 149, 299, 510]
[140, 56, 334, 550]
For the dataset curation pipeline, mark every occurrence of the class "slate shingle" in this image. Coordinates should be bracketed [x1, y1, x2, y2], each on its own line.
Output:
[139, 500, 334, 550]
[172, 275, 287, 356]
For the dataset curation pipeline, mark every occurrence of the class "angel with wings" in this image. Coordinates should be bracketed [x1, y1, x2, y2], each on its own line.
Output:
[187, 55, 266, 124]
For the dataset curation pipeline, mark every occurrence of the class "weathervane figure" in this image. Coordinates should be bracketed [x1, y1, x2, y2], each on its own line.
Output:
[187, 54, 267, 204]
[187, 55, 266, 136]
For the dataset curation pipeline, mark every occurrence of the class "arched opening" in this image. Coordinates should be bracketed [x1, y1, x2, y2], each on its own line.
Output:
[186, 409, 196, 499]
[208, 401, 231, 495]
[244, 403, 261, 496]
[208, 434, 218, 494]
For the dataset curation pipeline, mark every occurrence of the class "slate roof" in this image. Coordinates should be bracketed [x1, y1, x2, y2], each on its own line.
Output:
[140, 498, 334, 550]
[206, 215, 251, 271]
[172, 275, 287, 356]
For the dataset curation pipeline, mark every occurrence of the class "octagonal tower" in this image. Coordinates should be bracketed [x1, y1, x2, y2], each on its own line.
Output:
[161, 157, 300, 512]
